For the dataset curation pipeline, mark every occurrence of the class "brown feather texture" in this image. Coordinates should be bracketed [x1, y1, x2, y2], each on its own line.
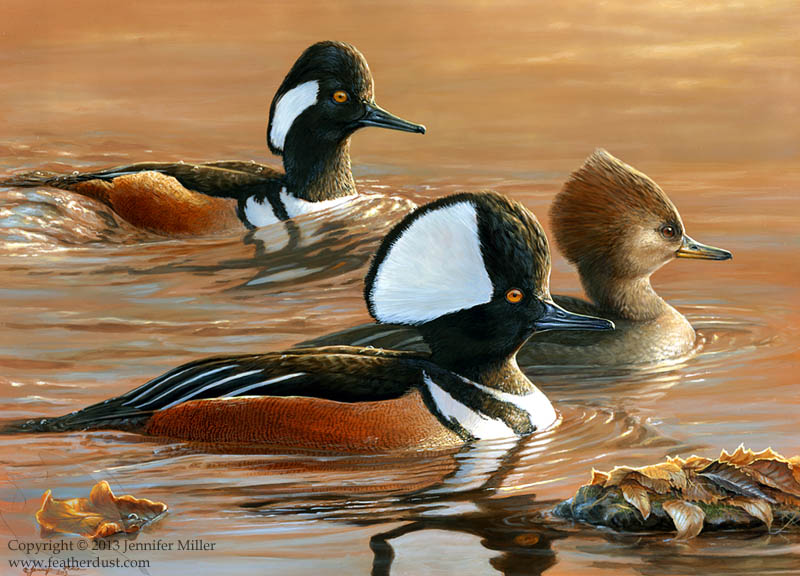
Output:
[550, 149, 682, 273]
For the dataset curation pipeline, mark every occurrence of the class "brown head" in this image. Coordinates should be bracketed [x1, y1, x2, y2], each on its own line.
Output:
[550, 149, 731, 285]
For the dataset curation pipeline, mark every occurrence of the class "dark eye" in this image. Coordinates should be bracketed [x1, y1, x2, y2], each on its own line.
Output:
[505, 288, 524, 304]
[660, 224, 678, 240]
[332, 90, 349, 104]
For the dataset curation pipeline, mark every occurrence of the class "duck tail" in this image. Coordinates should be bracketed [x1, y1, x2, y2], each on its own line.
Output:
[1, 407, 150, 435]
[1, 170, 113, 204]
[0, 415, 66, 434]
[1, 170, 64, 188]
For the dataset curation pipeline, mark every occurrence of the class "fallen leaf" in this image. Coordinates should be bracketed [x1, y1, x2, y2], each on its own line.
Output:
[682, 456, 713, 471]
[742, 459, 800, 498]
[589, 469, 609, 485]
[556, 446, 800, 537]
[718, 445, 784, 467]
[763, 487, 800, 508]
[620, 479, 651, 519]
[36, 481, 167, 538]
[727, 498, 773, 530]
[698, 461, 775, 502]
[663, 500, 705, 539]
[682, 474, 723, 504]
[606, 467, 671, 494]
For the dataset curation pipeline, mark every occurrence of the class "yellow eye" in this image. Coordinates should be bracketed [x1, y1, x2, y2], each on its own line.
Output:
[332, 90, 349, 103]
[505, 288, 524, 304]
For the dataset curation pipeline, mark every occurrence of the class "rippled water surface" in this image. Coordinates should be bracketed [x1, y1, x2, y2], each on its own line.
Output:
[1, 1, 799, 574]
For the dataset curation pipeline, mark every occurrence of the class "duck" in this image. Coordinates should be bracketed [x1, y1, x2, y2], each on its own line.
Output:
[517, 148, 732, 365]
[0, 41, 425, 237]
[7, 191, 613, 451]
[297, 150, 732, 366]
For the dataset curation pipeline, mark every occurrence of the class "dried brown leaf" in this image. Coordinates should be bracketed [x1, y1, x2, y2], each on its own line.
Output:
[718, 445, 785, 467]
[763, 487, 800, 508]
[590, 469, 609, 486]
[606, 463, 682, 493]
[36, 481, 167, 538]
[726, 497, 773, 530]
[682, 473, 724, 504]
[663, 500, 705, 539]
[743, 459, 800, 498]
[699, 461, 774, 502]
[620, 480, 651, 519]
[682, 456, 714, 471]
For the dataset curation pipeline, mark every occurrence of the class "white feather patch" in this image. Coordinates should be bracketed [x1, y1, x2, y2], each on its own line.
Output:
[370, 201, 493, 324]
[281, 190, 357, 218]
[244, 196, 282, 227]
[471, 380, 557, 432]
[269, 80, 319, 150]
[424, 373, 515, 440]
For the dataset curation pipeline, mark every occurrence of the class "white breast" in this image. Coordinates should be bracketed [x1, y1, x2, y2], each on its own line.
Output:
[472, 380, 558, 433]
[423, 372, 557, 440]
[280, 190, 357, 218]
[244, 188, 357, 228]
[423, 373, 515, 440]
[244, 196, 282, 227]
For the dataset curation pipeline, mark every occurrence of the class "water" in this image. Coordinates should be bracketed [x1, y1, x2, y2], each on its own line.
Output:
[1, 1, 799, 574]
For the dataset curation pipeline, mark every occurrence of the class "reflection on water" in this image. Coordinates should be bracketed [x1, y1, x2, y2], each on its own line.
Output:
[2, 0, 800, 574]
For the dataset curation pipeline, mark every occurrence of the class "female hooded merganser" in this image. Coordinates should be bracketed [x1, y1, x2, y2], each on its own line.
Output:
[298, 150, 732, 366]
[9, 192, 612, 451]
[516, 149, 732, 365]
[1, 41, 425, 236]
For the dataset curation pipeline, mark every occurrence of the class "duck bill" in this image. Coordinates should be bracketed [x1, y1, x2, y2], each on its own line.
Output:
[676, 235, 732, 261]
[533, 300, 615, 333]
[358, 103, 426, 134]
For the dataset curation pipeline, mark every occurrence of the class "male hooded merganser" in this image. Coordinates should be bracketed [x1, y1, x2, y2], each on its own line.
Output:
[1, 41, 425, 236]
[8, 192, 613, 451]
[517, 149, 732, 365]
[298, 150, 732, 366]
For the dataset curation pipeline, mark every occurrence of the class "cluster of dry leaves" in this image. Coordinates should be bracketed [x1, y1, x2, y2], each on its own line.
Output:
[562, 445, 800, 539]
[36, 481, 167, 538]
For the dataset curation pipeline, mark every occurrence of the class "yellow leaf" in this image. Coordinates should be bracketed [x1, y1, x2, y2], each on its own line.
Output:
[606, 462, 686, 492]
[726, 498, 773, 530]
[620, 480, 651, 519]
[682, 456, 713, 471]
[719, 445, 785, 467]
[662, 500, 705, 540]
[35, 481, 167, 539]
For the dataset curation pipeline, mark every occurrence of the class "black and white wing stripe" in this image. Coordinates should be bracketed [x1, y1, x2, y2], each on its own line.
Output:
[34, 348, 429, 432]
[119, 356, 311, 410]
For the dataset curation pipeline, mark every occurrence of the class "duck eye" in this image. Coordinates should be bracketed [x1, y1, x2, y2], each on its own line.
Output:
[505, 288, 524, 304]
[660, 224, 678, 240]
[332, 90, 349, 104]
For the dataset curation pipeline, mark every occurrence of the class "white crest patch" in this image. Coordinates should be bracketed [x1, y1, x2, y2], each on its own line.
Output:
[269, 80, 319, 150]
[370, 201, 493, 324]
[423, 373, 515, 440]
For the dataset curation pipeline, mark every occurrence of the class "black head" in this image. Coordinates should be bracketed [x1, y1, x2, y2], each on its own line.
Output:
[365, 191, 614, 371]
[267, 41, 425, 157]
